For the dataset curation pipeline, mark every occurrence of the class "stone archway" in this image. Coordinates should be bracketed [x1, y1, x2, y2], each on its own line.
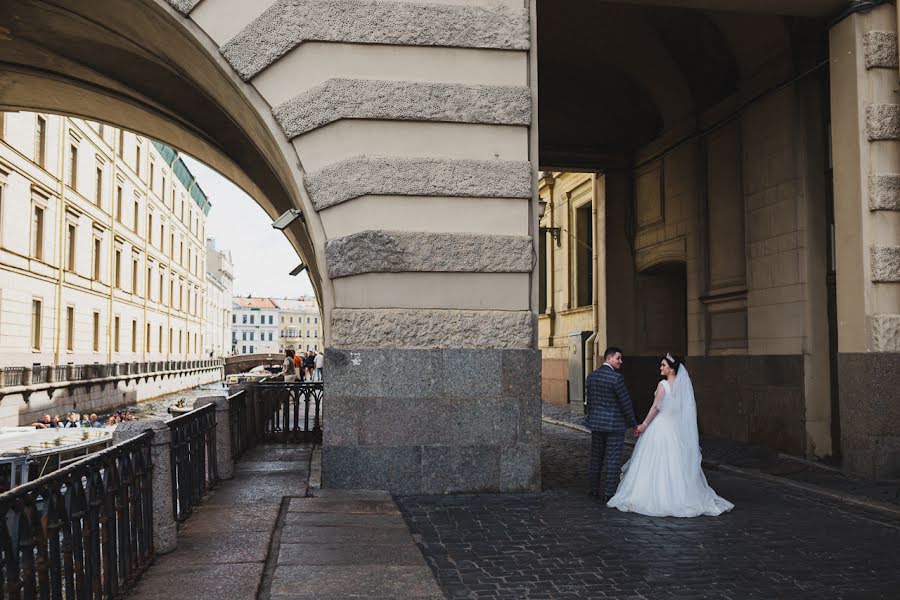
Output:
[0, 0, 541, 493]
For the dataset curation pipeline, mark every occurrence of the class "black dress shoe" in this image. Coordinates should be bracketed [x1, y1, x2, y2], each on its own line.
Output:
[604, 495, 613, 503]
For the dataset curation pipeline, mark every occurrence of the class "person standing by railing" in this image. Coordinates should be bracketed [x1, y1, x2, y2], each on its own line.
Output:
[314, 351, 324, 382]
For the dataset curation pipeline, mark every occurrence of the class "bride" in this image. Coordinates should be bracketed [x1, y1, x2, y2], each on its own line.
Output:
[607, 353, 733, 517]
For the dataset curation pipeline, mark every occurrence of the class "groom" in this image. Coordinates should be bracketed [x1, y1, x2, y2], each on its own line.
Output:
[584, 347, 637, 501]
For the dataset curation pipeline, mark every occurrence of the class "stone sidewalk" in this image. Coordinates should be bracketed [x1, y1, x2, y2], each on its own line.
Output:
[543, 402, 900, 513]
[128, 444, 442, 600]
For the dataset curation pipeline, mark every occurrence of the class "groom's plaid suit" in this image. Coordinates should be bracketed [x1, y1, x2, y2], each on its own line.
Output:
[584, 363, 637, 497]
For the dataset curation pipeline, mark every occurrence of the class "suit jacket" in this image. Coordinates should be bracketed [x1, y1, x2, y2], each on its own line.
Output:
[584, 364, 637, 432]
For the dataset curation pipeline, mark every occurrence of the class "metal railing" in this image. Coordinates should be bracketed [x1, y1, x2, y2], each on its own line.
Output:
[167, 404, 218, 522]
[0, 360, 224, 390]
[256, 381, 323, 443]
[0, 431, 154, 599]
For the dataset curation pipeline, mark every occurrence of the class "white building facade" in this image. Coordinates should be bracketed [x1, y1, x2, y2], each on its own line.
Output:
[0, 111, 211, 368]
[231, 297, 280, 355]
[204, 238, 233, 357]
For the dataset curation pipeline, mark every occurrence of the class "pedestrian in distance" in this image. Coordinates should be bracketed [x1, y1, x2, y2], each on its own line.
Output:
[584, 347, 637, 502]
[282, 349, 296, 382]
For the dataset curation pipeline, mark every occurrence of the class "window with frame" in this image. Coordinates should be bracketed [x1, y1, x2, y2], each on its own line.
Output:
[146, 323, 151, 352]
[572, 200, 593, 308]
[66, 306, 74, 351]
[35, 116, 47, 168]
[133, 197, 139, 234]
[117, 129, 124, 158]
[149, 162, 155, 189]
[92, 312, 100, 352]
[92, 235, 102, 281]
[66, 221, 76, 271]
[169, 328, 173, 353]
[132, 256, 139, 294]
[114, 316, 120, 352]
[31, 202, 44, 260]
[31, 299, 42, 350]
[68, 143, 78, 189]
[135, 144, 141, 177]
[131, 320, 137, 352]
[95, 163, 103, 206]
[114, 248, 122, 288]
[116, 185, 123, 222]
[159, 325, 163, 353]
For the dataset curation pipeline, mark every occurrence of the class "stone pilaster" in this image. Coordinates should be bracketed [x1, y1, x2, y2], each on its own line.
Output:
[114, 420, 177, 554]
[194, 394, 234, 480]
[830, 3, 900, 478]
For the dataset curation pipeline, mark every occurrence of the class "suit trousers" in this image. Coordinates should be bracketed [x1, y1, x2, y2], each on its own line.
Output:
[590, 431, 625, 497]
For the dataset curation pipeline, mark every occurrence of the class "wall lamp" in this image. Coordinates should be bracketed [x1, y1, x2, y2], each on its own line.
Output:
[272, 208, 304, 230]
[540, 226, 562, 247]
[289, 263, 307, 276]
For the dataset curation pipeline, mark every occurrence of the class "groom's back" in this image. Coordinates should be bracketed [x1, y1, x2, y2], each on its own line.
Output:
[584, 365, 629, 432]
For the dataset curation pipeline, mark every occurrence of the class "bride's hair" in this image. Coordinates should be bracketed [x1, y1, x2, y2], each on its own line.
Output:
[664, 352, 682, 372]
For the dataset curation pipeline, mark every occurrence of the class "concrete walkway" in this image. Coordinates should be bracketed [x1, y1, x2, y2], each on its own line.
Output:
[128, 444, 441, 600]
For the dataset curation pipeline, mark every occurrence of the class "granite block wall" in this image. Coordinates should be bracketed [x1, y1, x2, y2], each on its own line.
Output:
[322, 348, 541, 494]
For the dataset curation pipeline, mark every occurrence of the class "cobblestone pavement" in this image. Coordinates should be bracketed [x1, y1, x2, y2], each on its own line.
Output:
[397, 423, 900, 600]
[543, 403, 900, 509]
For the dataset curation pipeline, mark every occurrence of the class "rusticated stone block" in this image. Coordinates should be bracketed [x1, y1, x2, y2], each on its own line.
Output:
[865, 104, 900, 141]
[330, 308, 533, 349]
[274, 78, 531, 138]
[305, 156, 532, 210]
[864, 31, 899, 69]
[870, 245, 900, 281]
[868, 174, 900, 210]
[326, 230, 533, 278]
[325, 349, 445, 398]
[165, 0, 200, 15]
[222, 0, 530, 80]
[872, 314, 900, 352]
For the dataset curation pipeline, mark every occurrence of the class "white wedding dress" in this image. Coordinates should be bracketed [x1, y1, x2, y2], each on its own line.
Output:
[607, 367, 733, 517]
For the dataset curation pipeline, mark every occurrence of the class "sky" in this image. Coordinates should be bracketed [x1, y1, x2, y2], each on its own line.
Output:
[181, 156, 315, 299]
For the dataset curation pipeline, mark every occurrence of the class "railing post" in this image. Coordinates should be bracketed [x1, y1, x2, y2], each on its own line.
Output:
[193, 395, 234, 480]
[113, 420, 177, 554]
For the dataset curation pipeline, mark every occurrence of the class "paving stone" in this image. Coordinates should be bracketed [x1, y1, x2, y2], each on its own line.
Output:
[149, 530, 273, 568]
[278, 541, 426, 566]
[128, 562, 264, 600]
[204, 473, 307, 506]
[309, 488, 392, 500]
[281, 524, 414, 545]
[287, 497, 399, 514]
[269, 564, 443, 599]
[233, 460, 309, 473]
[177, 505, 281, 534]
[285, 511, 408, 528]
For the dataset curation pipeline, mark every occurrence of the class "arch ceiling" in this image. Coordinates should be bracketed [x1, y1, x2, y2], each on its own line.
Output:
[537, 0, 824, 170]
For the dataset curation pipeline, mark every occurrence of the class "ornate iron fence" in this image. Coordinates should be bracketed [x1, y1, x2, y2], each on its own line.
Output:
[0, 431, 154, 599]
[167, 404, 218, 522]
[256, 381, 323, 443]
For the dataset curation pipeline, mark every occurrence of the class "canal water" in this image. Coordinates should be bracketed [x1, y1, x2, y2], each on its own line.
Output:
[107, 381, 229, 422]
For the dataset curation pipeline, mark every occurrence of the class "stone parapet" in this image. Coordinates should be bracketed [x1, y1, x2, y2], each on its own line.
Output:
[274, 79, 531, 138]
[322, 348, 541, 494]
[330, 308, 533, 349]
[221, 0, 530, 80]
[325, 230, 533, 278]
[305, 156, 532, 210]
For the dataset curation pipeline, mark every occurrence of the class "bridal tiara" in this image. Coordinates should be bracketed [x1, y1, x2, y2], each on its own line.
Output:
[665, 352, 676, 364]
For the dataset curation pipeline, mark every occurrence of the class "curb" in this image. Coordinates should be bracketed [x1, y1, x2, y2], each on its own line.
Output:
[541, 416, 900, 520]
[307, 445, 322, 492]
